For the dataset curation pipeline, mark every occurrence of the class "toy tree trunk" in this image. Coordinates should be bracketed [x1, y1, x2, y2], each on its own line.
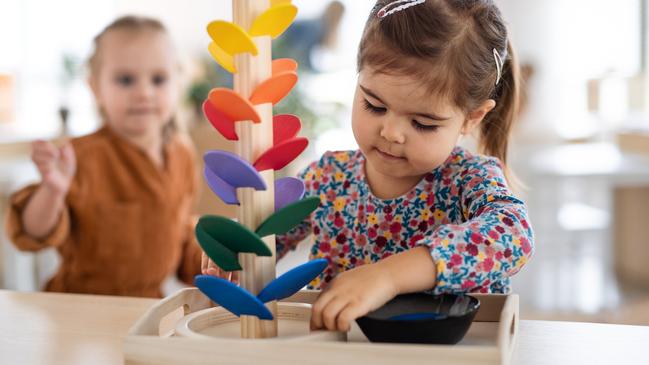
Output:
[233, 0, 278, 339]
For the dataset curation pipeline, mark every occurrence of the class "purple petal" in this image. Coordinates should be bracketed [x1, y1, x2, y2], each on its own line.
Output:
[204, 150, 266, 190]
[204, 166, 239, 205]
[274, 177, 305, 211]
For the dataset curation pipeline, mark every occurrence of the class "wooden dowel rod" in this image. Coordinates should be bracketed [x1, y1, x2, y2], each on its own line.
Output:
[233, 0, 278, 339]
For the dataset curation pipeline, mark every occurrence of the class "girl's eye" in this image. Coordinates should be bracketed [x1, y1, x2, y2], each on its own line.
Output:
[152, 74, 167, 86]
[116, 74, 134, 86]
[411, 120, 439, 132]
[363, 99, 387, 115]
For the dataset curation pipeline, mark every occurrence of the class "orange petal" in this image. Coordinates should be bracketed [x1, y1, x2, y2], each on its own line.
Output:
[208, 88, 261, 123]
[249, 71, 297, 105]
[272, 58, 298, 76]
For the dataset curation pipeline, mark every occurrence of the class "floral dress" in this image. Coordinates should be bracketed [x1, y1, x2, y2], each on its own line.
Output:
[276, 147, 534, 294]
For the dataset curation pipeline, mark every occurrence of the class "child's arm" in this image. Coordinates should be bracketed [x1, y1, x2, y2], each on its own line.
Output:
[21, 141, 75, 239]
[6, 141, 76, 250]
[276, 217, 312, 259]
[311, 156, 534, 332]
[22, 184, 67, 239]
[422, 157, 534, 294]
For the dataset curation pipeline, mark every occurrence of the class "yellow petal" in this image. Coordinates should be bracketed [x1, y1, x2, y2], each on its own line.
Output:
[207, 20, 258, 56]
[207, 42, 236, 74]
[249, 4, 297, 39]
[271, 0, 291, 5]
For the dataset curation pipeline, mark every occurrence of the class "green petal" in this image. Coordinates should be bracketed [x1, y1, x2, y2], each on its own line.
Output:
[255, 197, 319, 237]
[195, 223, 241, 271]
[199, 215, 272, 257]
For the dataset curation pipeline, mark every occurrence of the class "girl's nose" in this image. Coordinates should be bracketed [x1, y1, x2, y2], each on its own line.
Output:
[134, 81, 154, 100]
[380, 118, 406, 144]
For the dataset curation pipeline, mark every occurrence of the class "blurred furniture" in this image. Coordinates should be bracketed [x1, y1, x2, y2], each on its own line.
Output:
[2, 289, 649, 364]
[614, 184, 649, 289]
[617, 130, 649, 155]
[514, 142, 649, 312]
[612, 130, 649, 288]
[0, 74, 14, 123]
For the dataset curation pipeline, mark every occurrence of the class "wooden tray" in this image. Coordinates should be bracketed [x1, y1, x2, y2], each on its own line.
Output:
[124, 288, 519, 365]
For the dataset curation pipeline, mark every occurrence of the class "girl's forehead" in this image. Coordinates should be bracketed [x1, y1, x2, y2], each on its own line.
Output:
[359, 68, 456, 112]
[98, 30, 176, 70]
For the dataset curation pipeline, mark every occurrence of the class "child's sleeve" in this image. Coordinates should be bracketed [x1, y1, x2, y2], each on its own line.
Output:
[4, 184, 71, 251]
[176, 145, 203, 284]
[420, 157, 534, 294]
[177, 214, 203, 284]
[275, 156, 325, 260]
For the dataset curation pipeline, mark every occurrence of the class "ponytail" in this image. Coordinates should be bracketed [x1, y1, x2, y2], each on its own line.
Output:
[479, 42, 520, 167]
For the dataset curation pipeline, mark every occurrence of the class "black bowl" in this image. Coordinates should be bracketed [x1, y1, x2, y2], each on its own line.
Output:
[355, 293, 480, 344]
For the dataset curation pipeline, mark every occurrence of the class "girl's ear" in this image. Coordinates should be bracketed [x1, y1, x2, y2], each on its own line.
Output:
[462, 99, 496, 134]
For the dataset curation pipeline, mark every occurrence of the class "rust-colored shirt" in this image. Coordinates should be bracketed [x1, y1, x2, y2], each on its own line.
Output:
[5, 126, 203, 297]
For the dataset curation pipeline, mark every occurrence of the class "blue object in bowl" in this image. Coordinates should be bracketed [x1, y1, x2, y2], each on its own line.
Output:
[355, 293, 480, 344]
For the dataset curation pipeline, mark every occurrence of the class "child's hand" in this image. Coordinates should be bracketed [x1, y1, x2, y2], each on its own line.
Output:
[201, 252, 239, 284]
[310, 261, 399, 332]
[31, 140, 76, 196]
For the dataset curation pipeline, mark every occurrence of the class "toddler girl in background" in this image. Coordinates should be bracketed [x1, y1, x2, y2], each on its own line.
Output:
[203, 0, 534, 332]
[6, 16, 203, 297]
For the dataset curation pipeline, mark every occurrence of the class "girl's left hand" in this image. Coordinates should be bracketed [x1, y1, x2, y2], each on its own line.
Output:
[310, 261, 398, 332]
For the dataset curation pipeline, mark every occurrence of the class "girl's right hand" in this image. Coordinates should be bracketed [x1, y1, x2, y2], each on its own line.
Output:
[31, 140, 76, 196]
[201, 252, 239, 285]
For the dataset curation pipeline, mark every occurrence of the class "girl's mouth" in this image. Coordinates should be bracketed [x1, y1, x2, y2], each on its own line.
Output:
[376, 148, 405, 161]
[129, 108, 157, 115]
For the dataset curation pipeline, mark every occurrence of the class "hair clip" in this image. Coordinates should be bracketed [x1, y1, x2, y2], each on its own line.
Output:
[376, 0, 426, 19]
[493, 48, 503, 86]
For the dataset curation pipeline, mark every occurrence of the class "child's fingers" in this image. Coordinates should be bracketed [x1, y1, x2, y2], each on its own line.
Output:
[201, 253, 208, 274]
[59, 143, 76, 174]
[206, 267, 220, 276]
[321, 296, 349, 331]
[310, 291, 336, 330]
[199, 253, 239, 284]
[32, 140, 59, 160]
[336, 302, 366, 332]
[207, 259, 221, 275]
[32, 151, 58, 168]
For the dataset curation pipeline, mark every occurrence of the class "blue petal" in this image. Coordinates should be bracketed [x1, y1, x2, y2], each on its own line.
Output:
[195, 275, 273, 320]
[257, 259, 327, 303]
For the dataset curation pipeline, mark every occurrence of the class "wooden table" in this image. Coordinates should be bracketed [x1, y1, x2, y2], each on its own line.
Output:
[1, 290, 648, 365]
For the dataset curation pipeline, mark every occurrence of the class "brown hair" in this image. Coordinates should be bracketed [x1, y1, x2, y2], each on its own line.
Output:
[358, 0, 520, 168]
[88, 15, 179, 139]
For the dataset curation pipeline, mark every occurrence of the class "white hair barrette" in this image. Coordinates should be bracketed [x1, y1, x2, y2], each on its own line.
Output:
[493, 48, 504, 86]
[376, 0, 426, 19]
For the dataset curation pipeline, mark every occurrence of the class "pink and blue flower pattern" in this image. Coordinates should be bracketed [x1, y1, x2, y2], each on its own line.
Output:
[277, 147, 534, 294]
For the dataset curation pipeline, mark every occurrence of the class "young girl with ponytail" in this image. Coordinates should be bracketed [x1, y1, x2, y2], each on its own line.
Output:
[204, 0, 535, 332]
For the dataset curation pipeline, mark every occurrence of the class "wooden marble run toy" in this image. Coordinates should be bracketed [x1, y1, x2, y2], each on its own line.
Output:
[193, 0, 324, 339]
[123, 3, 520, 363]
